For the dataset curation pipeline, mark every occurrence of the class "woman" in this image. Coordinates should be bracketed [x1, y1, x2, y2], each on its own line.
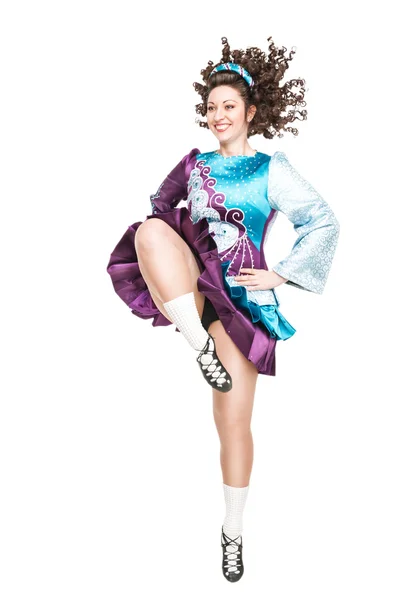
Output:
[107, 36, 340, 582]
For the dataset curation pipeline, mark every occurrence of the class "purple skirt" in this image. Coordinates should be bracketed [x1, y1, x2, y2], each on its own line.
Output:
[106, 207, 277, 376]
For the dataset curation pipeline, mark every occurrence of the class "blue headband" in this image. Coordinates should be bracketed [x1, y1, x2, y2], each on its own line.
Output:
[208, 62, 254, 88]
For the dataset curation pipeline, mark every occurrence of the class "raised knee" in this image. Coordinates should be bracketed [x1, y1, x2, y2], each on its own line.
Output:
[135, 219, 169, 251]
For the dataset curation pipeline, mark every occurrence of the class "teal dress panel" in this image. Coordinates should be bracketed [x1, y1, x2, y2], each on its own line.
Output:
[188, 150, 296, 340]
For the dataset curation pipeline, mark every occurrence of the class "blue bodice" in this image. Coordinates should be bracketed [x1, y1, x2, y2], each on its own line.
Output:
[152, 148, 340, 340]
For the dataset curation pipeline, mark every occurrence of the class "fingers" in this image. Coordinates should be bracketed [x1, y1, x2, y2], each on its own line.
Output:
[235, 268, 256, 282]
[235, 277, 258, 287]
[237, 280, 260, 290]
[234, 268, 266, 290]
[235, 278, 258, 286]
[238, 268, 256, 276]
[234, 268, 264, 289]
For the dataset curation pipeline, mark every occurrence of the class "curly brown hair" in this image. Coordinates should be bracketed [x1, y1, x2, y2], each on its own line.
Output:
[193, 36, 308, 139]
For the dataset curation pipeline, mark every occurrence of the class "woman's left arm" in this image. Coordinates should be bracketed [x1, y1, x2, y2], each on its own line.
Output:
[267, 151, 340, 294]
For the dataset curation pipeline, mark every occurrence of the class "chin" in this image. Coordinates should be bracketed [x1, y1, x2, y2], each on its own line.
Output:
[215, 130, 233, 141]
[209, 125, 233, 141]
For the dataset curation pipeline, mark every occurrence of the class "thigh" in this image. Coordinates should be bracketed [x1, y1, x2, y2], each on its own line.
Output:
[136, 219, 207, 321]
[209, 320, 259, 432]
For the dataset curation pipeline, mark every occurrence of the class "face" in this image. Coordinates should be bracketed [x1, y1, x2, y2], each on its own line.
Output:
[206, 85, 256, 143]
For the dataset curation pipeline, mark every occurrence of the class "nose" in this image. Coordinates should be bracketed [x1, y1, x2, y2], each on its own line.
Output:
[213, 108, 225, 121]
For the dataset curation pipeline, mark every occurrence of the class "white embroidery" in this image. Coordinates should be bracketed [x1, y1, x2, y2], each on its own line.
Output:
[150, 181, 164, 214]
[187, 165, 243, 255]
[209, 222, 239, 254]
[187, 160, 282, 307]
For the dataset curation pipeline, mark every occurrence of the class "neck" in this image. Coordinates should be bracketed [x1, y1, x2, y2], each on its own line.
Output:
[217, 138, 255, 157]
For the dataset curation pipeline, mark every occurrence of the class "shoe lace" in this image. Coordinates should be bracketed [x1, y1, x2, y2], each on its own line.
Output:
[222, 530, 242, 575]
[197, 336, 230, 384]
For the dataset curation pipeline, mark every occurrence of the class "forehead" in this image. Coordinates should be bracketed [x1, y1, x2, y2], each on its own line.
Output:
[207, 85, 241, 104]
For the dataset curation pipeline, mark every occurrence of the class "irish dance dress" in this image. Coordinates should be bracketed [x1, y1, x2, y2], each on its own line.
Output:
[106, 148, 340, 376]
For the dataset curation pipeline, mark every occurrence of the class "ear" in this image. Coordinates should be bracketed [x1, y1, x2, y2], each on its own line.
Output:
[247, 104, 257, 122]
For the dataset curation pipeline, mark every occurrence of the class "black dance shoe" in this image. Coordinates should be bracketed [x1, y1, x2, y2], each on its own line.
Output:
[221, 527, 244, 582]
[196, 333, 232, 393]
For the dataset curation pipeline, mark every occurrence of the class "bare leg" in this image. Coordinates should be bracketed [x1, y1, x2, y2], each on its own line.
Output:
[209, 320, 259, 487]
[134, 219, 206, 322]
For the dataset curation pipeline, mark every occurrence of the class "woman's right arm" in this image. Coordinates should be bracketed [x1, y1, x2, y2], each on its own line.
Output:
[150, 148, 200, 214]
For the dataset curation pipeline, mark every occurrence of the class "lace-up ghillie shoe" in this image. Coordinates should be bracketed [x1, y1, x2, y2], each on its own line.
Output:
[221, 527, 244, 582]
[196, 333, 232, 393]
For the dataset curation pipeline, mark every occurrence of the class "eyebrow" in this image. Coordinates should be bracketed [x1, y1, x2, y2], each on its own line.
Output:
[207, 99, 238, 105]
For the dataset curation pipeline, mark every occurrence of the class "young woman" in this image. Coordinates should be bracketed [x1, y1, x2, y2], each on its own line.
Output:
[107, 36, 340, 582]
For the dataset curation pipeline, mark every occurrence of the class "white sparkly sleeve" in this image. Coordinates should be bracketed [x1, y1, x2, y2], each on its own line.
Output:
[267, 151, 340, 294]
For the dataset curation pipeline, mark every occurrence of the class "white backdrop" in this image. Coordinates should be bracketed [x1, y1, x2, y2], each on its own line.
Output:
[1, 1, 414, 598]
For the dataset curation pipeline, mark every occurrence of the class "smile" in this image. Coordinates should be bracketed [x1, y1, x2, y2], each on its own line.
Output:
[215, 124, 230, 132]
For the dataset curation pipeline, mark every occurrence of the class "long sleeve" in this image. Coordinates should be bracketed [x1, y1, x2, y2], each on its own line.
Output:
[150, 148, 200, 214]
[267, 151, 340, 294]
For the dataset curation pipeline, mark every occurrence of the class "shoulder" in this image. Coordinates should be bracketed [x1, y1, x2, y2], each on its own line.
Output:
[181, 147, 201, 163]
[267, 151, 292, 181]
[177, 148, 201, 179]
[269, 150, 289, 164]
[267, 151, 294, 196]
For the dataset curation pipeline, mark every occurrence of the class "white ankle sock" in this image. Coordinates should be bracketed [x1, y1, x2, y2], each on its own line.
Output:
[163, 292, 209, 352]
[222, 483, 249, 542]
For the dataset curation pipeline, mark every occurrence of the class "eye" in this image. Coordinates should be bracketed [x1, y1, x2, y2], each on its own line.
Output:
[226, 105, 234, 109]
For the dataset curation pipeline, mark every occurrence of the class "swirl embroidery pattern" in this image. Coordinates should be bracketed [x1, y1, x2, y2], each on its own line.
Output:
[187, 159, 259, 278]
[150, 182, 164, 214]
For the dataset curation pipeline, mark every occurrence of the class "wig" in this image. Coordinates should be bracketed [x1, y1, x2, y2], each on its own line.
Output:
[193, 36, 308, 139]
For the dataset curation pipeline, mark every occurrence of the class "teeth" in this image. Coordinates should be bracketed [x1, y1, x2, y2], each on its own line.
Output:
[216, 125, 229, 131]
